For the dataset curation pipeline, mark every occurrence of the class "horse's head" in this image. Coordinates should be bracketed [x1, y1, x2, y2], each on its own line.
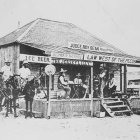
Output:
[28, 74, 41, 89]
[7, 75, 21, 89]
[23, 74, 41, 100]
[33, 75, 41, 88]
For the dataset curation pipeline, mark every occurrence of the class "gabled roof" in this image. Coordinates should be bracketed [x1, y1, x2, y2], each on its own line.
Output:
[0, 18, 138, 59]
[0, 20, 35, 45]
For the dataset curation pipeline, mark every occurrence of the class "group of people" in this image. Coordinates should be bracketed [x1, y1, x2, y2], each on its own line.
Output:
[0, 59, 32, 108]
[57, 66, 117, 99]
[99, 64, 117, 98]
[0, 60, 117, 100]
[57, 68, 88, 99]
[0, 59, 31, 92]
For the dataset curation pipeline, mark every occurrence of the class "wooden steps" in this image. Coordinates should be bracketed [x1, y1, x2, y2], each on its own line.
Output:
[102, 98, 132, 117]
[113, 110, 132, 116]
[107, 105, 128, 109]
[105, 101, 124, 106]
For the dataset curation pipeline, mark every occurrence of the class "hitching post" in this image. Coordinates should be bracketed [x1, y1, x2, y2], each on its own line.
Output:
[90, 65, 94, 117]
[45, 62, 56, 119]
[47, 74, 51, 119]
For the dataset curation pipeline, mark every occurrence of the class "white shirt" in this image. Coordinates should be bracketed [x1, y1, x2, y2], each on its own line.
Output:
[59, 76, 68, 86]
[19, 67, 31, 79]
[100, 71, 106, 78]
[109, 77, 116, 88]
[74, 78, 82, 85]
[1, 65, 13, 81]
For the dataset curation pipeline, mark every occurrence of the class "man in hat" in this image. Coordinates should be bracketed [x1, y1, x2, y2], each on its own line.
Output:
[108, 73, 117, 97]
[18, 60, 31, 89]
[74, 73, 82, 85]
[1, 60, 13, 107]
[57, 68, 71, 99]
[74, 73, 88, 98]
[1, 60, 13, 82]
[99, 63, 107, 98]
[74, 73, 83, 98]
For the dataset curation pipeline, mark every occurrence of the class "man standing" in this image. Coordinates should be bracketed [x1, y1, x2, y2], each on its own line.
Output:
[57, 68, 71, 99]
[1, 60, 13, 82]
[99, 64, 107, 98]
[1, 60, 13, 106]
[18, 60, 31, 89]
[109, 73, 117, 96]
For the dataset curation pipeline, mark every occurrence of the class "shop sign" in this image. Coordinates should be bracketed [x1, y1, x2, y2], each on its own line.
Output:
[68, 42, 114, 54]
[45, 64, 56, 75]
[52, 58, 93, 66]
[20, 54, 51, 64]
[51, 52, 83, 60]
[84, 53, 136, 64]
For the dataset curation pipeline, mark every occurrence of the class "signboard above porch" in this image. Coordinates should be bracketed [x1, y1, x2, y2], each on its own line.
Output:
[68, 42, 114, 54]
[51, 52, 83, 60]
[84, 53, 136, 64]
[52, 58, 93, 66]
[20, 54, 51, 64]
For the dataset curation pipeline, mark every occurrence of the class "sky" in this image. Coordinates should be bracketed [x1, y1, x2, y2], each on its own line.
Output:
[0, 0, 140, 71]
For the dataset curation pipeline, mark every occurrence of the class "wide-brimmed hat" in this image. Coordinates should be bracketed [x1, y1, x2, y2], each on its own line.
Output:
[60, 68, 67, 73]
[23, 60, 29, 65]
[76, 73, 82, 77]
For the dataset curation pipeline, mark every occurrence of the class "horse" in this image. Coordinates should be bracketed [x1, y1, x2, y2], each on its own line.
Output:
[5, 75, 21, 117]
[0, 74, 21, 117]
[22, 75, 41, 118]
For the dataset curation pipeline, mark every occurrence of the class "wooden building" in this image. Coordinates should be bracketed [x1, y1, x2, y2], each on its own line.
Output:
[0, 18, 140, 118]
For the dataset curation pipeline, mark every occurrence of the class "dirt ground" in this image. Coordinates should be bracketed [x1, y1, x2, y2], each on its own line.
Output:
[0, 111, 140, 140]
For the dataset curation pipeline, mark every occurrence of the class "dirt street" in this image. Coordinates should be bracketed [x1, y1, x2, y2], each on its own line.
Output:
[0, 113, 140, 140]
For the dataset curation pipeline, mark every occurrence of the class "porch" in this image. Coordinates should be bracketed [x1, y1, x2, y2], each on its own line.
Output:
[19, 97, 132, 118]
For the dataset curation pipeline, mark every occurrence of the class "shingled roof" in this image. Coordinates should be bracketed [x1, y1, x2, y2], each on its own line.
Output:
[0, 18, 138, 59]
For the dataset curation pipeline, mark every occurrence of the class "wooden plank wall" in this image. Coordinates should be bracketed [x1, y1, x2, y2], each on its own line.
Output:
[130, 97, 140, 109]
[0, 43, 20, 74]
[50, 99, 91, 118]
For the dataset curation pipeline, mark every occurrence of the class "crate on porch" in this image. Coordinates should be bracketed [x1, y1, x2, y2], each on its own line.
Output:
[95, 111, 105, 118]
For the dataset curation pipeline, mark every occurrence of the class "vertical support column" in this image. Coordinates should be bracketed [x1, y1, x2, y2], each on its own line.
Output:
[90, 66, 94, 96]
[120, 65, 122, 92]
[90, 62, 94, 117]
[14, 43, 20, 74]
[47, 74, 52, 119]
[124, 65, 127, 94]
[45, 74, 47, 88]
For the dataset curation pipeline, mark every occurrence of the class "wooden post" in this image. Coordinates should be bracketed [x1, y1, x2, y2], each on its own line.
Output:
[14, 43, 20, 74]
[47, 74, 52, 119]
[120, 65, 122, 92]
[90, 66, 94, 96]
[90, 63, 94, 117]
[124, 65, 127, 94]
[45, 74, 47, 88]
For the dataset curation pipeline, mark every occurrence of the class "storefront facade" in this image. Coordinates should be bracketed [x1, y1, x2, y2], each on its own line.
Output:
[0, 18, 140, 117]
[17, 41, 140, 98]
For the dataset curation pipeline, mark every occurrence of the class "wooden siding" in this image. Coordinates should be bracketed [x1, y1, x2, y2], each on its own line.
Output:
[0, 43, 20, 74]
[130, 97, 140, 109]
[19, 99, 101, 118]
